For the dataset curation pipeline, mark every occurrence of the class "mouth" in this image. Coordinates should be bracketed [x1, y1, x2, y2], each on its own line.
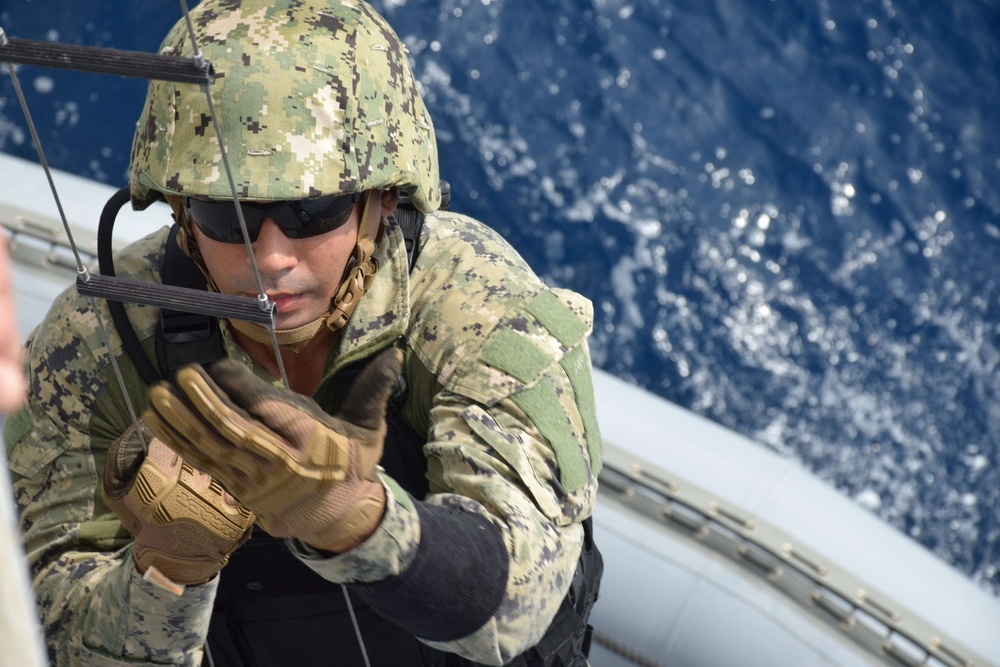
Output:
[263, 292, 301, 314]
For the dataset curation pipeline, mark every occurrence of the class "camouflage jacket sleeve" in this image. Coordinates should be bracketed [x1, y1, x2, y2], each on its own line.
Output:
[291, 213, 602, 665]
[3, 229, 216, 666]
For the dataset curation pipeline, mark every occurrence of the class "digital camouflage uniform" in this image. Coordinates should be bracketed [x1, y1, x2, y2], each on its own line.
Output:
[5, 210, 601, 666]
[4, 1, 601, 664]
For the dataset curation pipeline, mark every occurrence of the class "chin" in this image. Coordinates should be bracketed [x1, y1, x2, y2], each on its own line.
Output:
[277, 313, 325, 331]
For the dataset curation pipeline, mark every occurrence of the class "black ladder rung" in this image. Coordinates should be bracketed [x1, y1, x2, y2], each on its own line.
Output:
[0, 33, 213, 84]
[77, 274, 274, 326]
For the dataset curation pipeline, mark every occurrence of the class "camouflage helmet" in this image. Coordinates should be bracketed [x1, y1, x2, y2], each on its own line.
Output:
[129, 0, 441, 213]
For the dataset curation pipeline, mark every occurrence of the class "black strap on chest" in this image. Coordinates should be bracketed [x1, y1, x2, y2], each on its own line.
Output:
[393, 181, 449, 272]
[98, 186, 160, 384]
[156, 227, 227, 379]
[98, 188, 230, 385]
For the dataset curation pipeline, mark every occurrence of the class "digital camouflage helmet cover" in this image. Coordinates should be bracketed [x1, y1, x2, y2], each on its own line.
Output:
[129, 0, 441, 213]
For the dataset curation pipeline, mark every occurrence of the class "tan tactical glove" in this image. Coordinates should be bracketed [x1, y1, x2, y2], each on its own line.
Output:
[142, 348, 401, 554]
[103, 421, 256, 586]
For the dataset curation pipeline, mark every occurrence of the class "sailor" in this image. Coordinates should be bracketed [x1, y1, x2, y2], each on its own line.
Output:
[4, 1, 602, 665]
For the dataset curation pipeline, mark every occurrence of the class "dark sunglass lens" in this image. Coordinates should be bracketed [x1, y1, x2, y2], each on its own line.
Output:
[283, 194, 357, 239]
[186, 195, 356, 243]
[186, 198, 261, 243]
[286, 207, 355, 239]
[297, 194, 357, 219]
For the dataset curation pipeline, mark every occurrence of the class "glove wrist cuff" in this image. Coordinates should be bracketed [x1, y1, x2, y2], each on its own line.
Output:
[303, 480, 387, 554]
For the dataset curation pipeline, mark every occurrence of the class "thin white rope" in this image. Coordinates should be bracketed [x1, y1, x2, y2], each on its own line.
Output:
[342, 584, 373, 667]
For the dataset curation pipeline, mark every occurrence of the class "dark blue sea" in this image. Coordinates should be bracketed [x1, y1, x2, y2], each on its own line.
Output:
[1, 0, 998, 595]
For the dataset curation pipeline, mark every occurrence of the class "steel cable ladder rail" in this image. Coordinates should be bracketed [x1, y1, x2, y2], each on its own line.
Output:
[0, 26, 275, 327]
[594, 444, 992, 667]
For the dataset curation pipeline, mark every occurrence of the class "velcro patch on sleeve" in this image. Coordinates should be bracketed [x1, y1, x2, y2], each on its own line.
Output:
[560, 345, 602, 475]
[511, 377, 590, 494]
[524, 290, 589, 349]
[481, 327, 552, 384]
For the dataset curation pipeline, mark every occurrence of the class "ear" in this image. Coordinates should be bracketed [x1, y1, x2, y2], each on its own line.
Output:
[379, 188, 399, 217]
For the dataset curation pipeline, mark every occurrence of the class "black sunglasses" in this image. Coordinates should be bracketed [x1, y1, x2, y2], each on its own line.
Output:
[184, 193, 359, 244]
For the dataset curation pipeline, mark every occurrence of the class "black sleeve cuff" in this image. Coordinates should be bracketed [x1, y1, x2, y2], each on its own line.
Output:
[348, 501, 510, 641]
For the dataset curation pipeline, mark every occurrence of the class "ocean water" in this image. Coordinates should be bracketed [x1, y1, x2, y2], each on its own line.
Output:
[1, 0, 998, 595]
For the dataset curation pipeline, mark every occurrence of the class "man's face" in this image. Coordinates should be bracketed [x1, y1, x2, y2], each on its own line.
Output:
[195, 212, 356, 330]
[193, 201, 356, 331]
[191, 190, 399, 330]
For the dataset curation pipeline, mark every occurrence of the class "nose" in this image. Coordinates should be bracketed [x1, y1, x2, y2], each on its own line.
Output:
[251, 218, 298, 273]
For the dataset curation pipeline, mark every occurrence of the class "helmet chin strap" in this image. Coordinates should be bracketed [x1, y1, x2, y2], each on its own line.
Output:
[168, 191, 384, 353]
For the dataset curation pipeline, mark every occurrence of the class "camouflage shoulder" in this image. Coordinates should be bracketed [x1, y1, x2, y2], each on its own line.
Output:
[408, 211, 595, 404]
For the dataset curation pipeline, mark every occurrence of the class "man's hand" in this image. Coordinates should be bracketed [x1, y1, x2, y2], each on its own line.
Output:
[143, 348, 401, 554]
[0, 234, 27, 413]
[103, 421, 256, 586]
